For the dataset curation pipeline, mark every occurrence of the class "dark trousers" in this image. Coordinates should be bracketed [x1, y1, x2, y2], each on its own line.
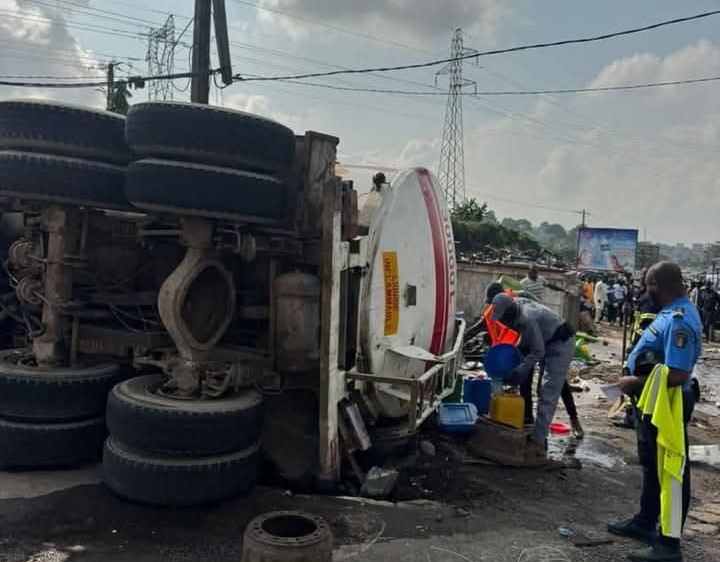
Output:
[520, 362, 578, 423]
[701, 310, 714, 341]
[635, 391, 695, 546]
[607, 303, 617, 324]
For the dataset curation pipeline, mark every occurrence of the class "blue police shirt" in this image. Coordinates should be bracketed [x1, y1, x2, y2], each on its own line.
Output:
[626, 295, 702, 390]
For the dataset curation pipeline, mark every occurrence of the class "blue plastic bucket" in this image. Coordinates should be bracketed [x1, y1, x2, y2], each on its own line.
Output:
[484, 344, 523, 380]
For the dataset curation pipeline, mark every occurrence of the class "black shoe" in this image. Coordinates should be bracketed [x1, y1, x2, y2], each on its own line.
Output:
[607, 517, 657, 545]
[571, 417, 585, 440]
[627, 544, 682, 562]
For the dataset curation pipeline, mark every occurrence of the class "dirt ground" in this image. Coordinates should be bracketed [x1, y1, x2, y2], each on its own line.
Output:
[0, 327, 719, 562]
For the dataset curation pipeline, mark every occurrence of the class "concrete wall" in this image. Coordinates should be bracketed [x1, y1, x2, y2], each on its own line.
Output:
[456, 263, 580, 328]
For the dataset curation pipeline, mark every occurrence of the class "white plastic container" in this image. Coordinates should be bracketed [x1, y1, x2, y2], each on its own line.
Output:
[689, 445, 720, 465]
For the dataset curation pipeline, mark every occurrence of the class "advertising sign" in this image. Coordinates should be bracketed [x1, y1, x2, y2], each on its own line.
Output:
[577, 228, 638, 273]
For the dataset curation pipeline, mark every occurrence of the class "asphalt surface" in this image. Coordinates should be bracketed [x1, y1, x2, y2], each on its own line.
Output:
[2, 332, 719, 562]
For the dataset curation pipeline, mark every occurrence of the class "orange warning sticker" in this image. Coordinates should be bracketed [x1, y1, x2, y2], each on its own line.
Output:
[382, 252, 400, 336]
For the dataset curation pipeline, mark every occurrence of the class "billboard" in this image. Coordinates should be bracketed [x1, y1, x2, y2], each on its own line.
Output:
[577, 228, 639, 273]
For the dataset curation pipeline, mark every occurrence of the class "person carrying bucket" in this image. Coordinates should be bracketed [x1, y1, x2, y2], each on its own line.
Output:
[488, 292, 576, 461]
[485, 282, 584, 439]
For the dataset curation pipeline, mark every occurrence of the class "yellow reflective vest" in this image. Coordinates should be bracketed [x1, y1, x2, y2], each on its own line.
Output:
[631, 311, 658, 346]
[637, 364, 686, 539]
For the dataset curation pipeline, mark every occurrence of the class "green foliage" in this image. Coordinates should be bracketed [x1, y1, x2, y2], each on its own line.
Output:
[501, 217, 532, 233]
[452, 217, 541, 253]
[451, 198, 487, 222]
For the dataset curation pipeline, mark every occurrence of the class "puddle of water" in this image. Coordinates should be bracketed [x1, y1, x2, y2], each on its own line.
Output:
[547, 434, 625, 469]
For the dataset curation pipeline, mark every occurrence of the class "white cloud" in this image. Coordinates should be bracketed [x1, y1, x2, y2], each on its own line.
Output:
[590, 39, 720, 95]
[255, 0, 510, 45]
[0, 0, 103, 106]
[222, 91, 329, 134]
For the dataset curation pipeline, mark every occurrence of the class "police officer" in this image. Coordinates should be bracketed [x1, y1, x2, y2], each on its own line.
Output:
[615, 269, 663, 429]
[607, 262, 702, 562]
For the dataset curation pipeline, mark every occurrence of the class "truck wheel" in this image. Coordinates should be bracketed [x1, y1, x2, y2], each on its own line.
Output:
[0, 417, 106, 470]
[0, 151, 129, 210]
[0, 349, 124, 422]
[0, 100, 133, 165]
[125, 159, 287, 221]
[125, 102, 294, 174]
[106, 374, 264, 456]
[103, 437, 261, 506]
[242, 511, 333, 562]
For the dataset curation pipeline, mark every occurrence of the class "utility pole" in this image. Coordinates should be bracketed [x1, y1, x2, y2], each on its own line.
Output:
[190, 0, 212, 103]
[190, 0, 233, 103]
[212, 0, 233, 87]
[106, 62, 116, 111]
[581, 209, 586, 228]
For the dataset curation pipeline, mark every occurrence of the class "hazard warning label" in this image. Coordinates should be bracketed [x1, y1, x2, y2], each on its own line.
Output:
[382, 251, 400, 336]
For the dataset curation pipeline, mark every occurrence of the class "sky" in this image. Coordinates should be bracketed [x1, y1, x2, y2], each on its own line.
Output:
[1, 0, 720, 245]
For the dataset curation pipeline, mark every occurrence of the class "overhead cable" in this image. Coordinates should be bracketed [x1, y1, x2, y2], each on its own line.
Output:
[274, 75, 720, 96]
[0, 69, 219, 89]
[234, 9, 720, 82]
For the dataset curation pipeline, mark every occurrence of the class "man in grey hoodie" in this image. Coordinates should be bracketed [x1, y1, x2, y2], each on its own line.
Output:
[490, 293, 576, 459]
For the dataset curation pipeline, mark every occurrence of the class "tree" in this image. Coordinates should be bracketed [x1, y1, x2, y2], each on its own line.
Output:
[451, 198, 487, 222]
[108, 82, 132, 115]
[539, 222, 567, 240]
[501, 218, 532, 233]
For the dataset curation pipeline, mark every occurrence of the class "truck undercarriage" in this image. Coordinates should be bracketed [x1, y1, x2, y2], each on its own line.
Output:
[0, 100, 462, 504]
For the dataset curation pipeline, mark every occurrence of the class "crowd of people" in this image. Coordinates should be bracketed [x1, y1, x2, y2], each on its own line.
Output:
[580, 273, 633, 326]
[580, 271, 719, 343]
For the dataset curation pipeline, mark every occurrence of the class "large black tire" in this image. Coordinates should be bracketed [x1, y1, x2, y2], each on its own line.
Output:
[0, 349, 124, 422]
[125, 102, 295, 174]
[106, 374, 264, 456]
[125, 159, 287, 221]
[103, 437, 261, 506]
[0, 151, 129, 210]
[0, 100, 133, 165]
[0, 417, 106, 470]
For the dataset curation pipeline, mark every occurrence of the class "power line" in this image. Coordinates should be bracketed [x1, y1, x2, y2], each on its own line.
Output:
[234, 10, 720, 82]
[0, 39, 144, 63]
[26, 0, 161, 28]
[479, 194, 586, 215]
[0, 74, 106, 80]
[226, 41, 720, 158]
[267, 75, 720, 96]
[0, 8, 147, 39]
[0, 69, 218, 89]
[89, 0, 182, 18]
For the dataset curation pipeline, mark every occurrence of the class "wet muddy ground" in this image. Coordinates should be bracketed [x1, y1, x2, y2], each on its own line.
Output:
[0, 326, 718, 562]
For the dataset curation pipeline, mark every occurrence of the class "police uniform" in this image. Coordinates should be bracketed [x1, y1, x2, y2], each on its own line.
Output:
[625, 295, 702, 551]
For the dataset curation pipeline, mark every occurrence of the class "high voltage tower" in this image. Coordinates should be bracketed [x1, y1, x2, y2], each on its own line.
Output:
[146, 15, 176, 100]
[436, 28, 478, 209]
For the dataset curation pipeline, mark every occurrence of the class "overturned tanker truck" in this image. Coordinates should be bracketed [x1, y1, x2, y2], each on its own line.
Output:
[0, 100, 463, 505]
